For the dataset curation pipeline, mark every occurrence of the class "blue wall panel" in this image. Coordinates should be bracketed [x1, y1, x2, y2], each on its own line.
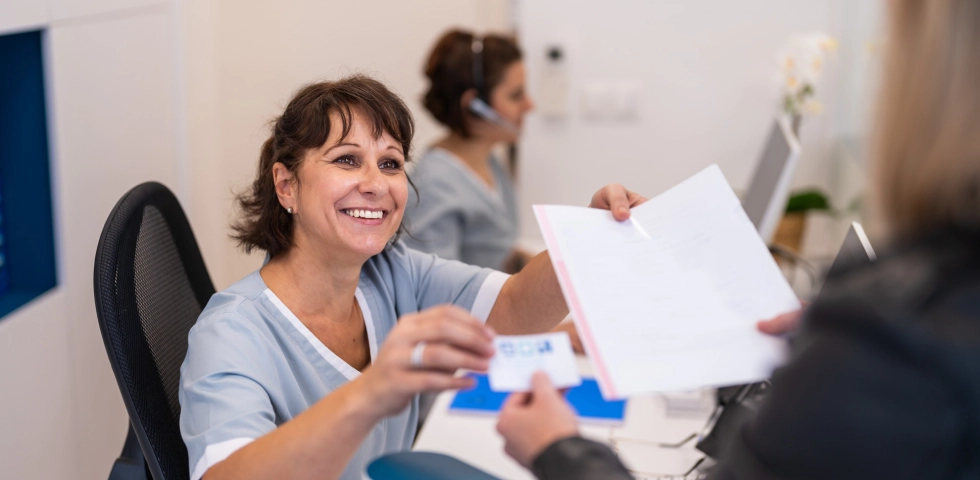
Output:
[0, 30, 57, 319]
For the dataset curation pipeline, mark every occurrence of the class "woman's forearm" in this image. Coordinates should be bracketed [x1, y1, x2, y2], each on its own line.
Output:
[487, 185, 644, 335]
[203, 379, 381, 480]
[487, 251, 568, 334]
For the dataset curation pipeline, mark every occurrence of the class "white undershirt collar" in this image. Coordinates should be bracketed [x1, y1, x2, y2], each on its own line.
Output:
[263, 287, 377, 381]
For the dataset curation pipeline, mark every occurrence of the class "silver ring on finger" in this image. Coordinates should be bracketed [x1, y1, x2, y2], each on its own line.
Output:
[410, 341, 427, 369]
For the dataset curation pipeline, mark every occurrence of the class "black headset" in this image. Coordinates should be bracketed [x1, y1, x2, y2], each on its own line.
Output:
[468, 36, 519, 133]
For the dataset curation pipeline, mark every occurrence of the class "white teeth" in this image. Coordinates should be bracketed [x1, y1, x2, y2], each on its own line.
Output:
[344, 209, 383, 219]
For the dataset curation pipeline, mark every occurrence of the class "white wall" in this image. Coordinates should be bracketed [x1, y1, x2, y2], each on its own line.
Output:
[0, 1, 48, 34]
[0, 290, 74, 479]
[0, 1, 182, 479]
[514, 0, 881, 253]
[50, 5, 182, 479]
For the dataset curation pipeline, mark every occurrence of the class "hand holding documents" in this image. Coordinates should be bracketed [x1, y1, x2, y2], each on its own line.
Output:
[487, 332, 581, 392]
[534, 165, 799, 399]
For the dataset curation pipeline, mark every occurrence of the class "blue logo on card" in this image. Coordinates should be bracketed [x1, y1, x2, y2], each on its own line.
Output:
[499, 339, 552, 358]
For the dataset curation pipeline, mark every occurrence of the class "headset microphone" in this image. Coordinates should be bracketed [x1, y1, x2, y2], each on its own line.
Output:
[469, 36, 520, 135]
[468, 97, 519, 134]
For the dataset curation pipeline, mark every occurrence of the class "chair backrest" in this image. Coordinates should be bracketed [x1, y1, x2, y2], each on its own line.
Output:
[94, 182, 215, 480]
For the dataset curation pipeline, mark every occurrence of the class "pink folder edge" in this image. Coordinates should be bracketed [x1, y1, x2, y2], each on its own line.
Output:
[533, 205, 621, 400]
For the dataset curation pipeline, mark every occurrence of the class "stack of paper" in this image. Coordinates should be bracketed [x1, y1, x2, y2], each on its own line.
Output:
[534, 165, 799, 399]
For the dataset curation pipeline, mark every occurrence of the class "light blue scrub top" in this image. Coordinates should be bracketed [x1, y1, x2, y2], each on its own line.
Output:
[178, 242, 509, 480]
[403, 147, 519, 270]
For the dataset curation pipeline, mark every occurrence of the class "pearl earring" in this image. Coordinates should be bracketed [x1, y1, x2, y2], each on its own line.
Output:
[287, 207, 293, 214]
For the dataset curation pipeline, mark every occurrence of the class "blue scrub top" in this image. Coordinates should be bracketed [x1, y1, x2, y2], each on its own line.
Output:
[403, 147, 519, 270]
[178, 242, 509, 480]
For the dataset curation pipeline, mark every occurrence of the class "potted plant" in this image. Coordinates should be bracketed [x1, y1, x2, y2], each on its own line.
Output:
[773, 189, 832, 253]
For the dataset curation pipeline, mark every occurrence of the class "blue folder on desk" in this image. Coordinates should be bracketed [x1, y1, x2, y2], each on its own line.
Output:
[449, 373, 626, 422]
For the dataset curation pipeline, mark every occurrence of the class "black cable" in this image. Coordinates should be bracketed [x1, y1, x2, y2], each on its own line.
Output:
[768, 244, 819, 295]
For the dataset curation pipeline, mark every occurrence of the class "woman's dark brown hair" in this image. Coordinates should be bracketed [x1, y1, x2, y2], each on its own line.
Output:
[423, 29, 522, 137]
[232, 75, 415, 258]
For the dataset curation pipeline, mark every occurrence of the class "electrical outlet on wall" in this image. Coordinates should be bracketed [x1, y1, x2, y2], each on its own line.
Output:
[612, 81, 641, 120]
[580, 82, 613, 120]
[579, 81, 641, 122]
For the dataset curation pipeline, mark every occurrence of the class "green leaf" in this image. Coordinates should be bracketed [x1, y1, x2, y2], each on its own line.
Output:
[785, 189, 831, 213]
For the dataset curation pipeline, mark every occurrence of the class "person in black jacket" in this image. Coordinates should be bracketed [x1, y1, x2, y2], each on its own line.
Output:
[496, 1, 980, 478]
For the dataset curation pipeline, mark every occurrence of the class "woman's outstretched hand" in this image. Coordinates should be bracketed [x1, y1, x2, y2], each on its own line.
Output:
[589, 184, 648, 221]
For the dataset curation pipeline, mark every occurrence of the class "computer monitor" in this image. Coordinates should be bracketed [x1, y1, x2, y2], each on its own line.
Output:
[741, 116, 802, 243]
[825, 222, 876, 279]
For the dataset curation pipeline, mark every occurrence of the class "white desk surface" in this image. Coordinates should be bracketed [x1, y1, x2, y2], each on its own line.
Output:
[413, 357, 712, 480]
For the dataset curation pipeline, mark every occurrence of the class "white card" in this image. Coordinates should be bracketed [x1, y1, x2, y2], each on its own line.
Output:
[488, 332, 582, 392]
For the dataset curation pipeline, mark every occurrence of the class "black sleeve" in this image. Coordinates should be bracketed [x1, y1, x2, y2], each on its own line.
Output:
[712, 301, 961, 480]
[532, 436, 633, 480]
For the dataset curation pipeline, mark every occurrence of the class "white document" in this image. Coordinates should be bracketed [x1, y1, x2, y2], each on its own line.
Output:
[488, 332, 582, 392]
[534, 165, 799, 399]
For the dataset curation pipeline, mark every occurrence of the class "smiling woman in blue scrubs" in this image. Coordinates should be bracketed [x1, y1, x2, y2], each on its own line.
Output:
[178, 75, 645, 480]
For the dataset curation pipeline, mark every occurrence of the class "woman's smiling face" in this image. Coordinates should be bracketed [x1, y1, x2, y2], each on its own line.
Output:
[279, 108, 408, 261]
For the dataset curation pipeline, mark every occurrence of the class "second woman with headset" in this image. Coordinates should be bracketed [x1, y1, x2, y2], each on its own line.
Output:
[405, 29, 532, 273]
[406, 30, 587, 422]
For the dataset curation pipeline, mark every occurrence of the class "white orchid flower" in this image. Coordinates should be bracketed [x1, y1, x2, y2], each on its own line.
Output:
[777, 32, 837, 117]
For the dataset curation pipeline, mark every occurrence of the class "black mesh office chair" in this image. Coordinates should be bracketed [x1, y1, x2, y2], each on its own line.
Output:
[94, 182, 216, 480]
